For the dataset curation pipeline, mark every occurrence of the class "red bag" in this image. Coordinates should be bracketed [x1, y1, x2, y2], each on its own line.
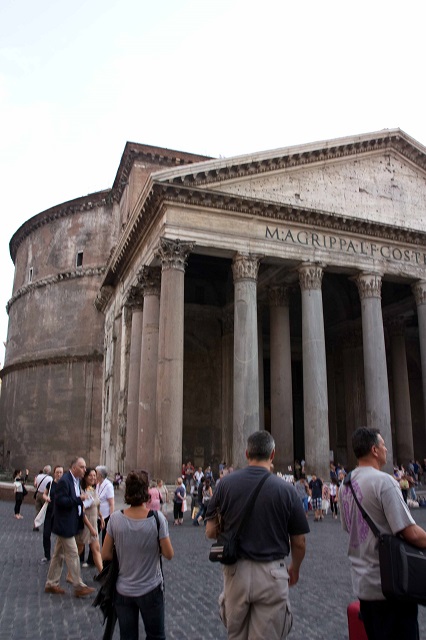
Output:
[347, 601, 368, 640]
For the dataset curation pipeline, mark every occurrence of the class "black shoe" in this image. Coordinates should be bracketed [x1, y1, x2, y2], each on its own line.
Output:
[33, 527, 39, 532]
[192, 520, 199, 526]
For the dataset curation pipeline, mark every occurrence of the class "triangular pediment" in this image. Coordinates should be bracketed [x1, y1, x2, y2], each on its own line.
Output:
[208, 151, 426, 232]
[153, 129, 426, 233]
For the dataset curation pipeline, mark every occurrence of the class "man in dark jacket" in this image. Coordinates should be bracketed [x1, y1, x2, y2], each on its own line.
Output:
[44, 457, 95, 597]
[308, 473, 323, 521]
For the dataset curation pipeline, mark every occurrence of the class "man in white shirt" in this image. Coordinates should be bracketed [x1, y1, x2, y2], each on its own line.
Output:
[33, 465, 53, 531]
[96, 465, 115, 544]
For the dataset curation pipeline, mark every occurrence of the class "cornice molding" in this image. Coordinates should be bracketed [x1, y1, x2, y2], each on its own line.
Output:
[0, 352, 103, 379]
[106, 183, 426, 284]
[9, 191, 111, 263]
[110, 143, 212, 204]
[6, 267, 106, 314]
[162, 130, 426, 188]
[102, 178, 426, 289]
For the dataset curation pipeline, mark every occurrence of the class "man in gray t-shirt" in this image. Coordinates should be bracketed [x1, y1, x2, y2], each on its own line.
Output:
[339, 426, 426, 640]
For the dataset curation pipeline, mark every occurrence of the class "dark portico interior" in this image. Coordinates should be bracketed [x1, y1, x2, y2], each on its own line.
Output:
[182, 254, 423, 473]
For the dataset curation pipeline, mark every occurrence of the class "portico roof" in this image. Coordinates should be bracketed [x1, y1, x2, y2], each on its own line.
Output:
[150, 128, 426, 187]
[100, 129, 426, 296]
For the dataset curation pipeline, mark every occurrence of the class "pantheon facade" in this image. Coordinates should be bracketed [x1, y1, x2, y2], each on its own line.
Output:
[1, 129, 426, 481]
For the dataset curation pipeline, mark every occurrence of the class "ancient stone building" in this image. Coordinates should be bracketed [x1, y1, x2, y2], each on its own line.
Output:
[1, 130, 426, 481]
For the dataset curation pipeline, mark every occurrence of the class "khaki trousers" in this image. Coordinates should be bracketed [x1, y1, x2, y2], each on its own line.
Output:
[45, 535, 87, 589]
[219, 559, 293, 640]
[35, 493, 45, 515]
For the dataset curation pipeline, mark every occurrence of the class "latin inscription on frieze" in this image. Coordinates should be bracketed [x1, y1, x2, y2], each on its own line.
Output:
[265, 226, 426, 267]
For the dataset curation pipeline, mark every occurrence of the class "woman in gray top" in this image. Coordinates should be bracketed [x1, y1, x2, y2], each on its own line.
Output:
[102, 470, 174, 640]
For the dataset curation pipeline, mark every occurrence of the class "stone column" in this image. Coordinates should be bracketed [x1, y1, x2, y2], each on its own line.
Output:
[388, 317, 414, 465]
[355, 273, 393, 473]
[342, 330, 366, 471]
[221, 309, 234, 467]
[117, 304, 131, 471]
[124, 285, 144, 473]
[155, 238, 193, 482]
[299, 263, 330, 480]
[269, 286, 293, 472]
[412, 281, 426, 442]
[232, 253, 260, 469]
[137, 266, 161, 474]
[258, 305, 265, 431]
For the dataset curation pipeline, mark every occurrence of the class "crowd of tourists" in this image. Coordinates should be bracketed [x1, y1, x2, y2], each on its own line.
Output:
[10, 442, 426, 640]
[393, 459, 426, 506]
[276, 460, 347, 521]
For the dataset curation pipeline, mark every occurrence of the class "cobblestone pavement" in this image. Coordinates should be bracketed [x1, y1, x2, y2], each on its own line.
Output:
[1, 496, 425, 640]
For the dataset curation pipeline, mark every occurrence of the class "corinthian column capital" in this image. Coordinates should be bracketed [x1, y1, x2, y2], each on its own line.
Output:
[268, 286, 291, 307]
[298, 263, 325, 291]
[386, 316, 406, 338]
[355, 272, 382, 300]
[137, 266, 161, 297]
[94, 285, 114, 312]
[222, 309, 234, 336]
[155, 238, 194, 272]
[412, 281, 426, 306]
[125, 284, 144, 309]
[232, 253, 261, 283]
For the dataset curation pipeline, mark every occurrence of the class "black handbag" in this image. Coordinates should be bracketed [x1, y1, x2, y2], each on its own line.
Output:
[345, 473, 426, 606]
[209, 473, 270, 565]
[93, 549, 119, 640]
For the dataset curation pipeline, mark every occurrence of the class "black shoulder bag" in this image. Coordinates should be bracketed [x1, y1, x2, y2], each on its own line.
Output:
[209, 473, 270, 565]
[345, 472, 426, 606]
[34, 474, 47, 500]
[149, 509, 165, 592]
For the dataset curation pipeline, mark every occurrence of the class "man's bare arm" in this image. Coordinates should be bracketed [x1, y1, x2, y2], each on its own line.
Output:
[205, 515, 220, 540]
[288, 534, 306, 586]
[400, 524, 426, 548]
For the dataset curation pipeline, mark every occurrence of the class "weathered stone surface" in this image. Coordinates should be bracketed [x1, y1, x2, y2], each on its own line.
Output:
[3, 131, 426, 478]
[209, 152, 426, 231]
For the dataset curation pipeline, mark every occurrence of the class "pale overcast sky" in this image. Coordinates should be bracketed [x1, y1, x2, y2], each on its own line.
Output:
[1, 0, 426, 365]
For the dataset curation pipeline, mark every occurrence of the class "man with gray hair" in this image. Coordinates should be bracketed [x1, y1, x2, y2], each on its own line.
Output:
[205, 430, 309, 639]
[96, 465, 115, 544]
[45, 457, 95, 597]
[33, 465, 53, 531]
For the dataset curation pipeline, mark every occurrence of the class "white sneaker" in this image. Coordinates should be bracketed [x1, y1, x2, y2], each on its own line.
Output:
[82, 562, 89, 568]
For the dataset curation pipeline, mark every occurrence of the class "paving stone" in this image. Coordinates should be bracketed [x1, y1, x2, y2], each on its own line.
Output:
[1, 497, 425, 639]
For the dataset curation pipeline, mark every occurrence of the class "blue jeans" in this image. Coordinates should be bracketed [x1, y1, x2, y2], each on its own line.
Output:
[115, 584, 165, 640]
